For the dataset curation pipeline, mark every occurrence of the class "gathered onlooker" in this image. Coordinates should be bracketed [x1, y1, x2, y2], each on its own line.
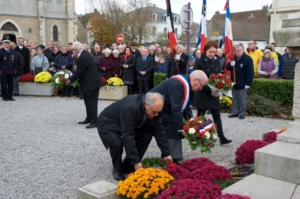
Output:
[246, 39, 263, 77]
[30, 47, 49, 75]
[258, 49, 278, 79]
[48, 62, 57, 76]
[189, 49, 201, 68]
[67, 43, 73, 55]
[271, 42, 282, 63]
[93, 44, 103, 66]
[10, 42, 24, 96]
[265, 44, 279, 65]
[44, 41, 53, 60]
[112, 50, 121, 77]
[30, 42, 37, 63]
[119, 47, 136, 94]
[118, 44, 124, 55]
[98, 48, 114, 79]
[162, 45, 168, 57]
[154, 57, 167, 73]
[166, 47, 177, 78]
[154, 47, 164, 65]
[216, 48, 226, 73]
[15, 37, 30, 74]
[278, 47, 299, 79]
[48, 43, 60, 63]
[55, 46, 73, 71]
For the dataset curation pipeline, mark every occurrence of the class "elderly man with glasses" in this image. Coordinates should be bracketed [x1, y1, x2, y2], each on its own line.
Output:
[149, 70, 208, 164]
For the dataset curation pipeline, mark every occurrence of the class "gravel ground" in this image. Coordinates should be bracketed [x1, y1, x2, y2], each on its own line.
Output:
[0, 96, 289, 199]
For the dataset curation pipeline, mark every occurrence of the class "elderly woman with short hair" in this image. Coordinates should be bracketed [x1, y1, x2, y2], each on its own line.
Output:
[30, 47, 49, 75]
[112, 50, 121, 77]
[98, 48, 114, 79]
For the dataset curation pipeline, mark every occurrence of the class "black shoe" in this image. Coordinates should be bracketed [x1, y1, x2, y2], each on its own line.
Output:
[8, 98, 15, 101]
[220, 139, 232, 145]
[228, 114, 238, 118]
[112, 168, 125, 181]
[3, 98, 9, 101]
[239, 115, 245, 119]
[78, 120, 90, 124]
[86, 123, 97, 129]
[60, 95, 65, 97]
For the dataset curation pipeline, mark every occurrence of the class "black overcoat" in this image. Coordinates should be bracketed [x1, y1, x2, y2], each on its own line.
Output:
[97, 94, 170, 164]
[119, 54, 136, 84]
[135, 56, 154, 81]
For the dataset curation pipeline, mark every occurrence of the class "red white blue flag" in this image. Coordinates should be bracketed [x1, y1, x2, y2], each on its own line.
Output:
[197, 0, 207, 54]
[166, 0, 178, 50]
[223, 0, 234, 62]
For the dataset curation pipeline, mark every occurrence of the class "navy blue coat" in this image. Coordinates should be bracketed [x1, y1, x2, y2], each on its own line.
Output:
[150, 77, 193, 140]
[226, 52, 254, 90]
[0, 48, 17, 74]
[55, 53, 73, 71]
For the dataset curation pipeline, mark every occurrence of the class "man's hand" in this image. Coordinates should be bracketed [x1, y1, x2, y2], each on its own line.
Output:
[164, 155, 172, 161]
[65, 80, 70, 85]
[178, 130, 186, 137]
[134, 163, 143, 171]
[245, 85, 250, 89]
[230, 61, 235, 66]
[62, 65, 66, 70]
[264, 72, 268, 76]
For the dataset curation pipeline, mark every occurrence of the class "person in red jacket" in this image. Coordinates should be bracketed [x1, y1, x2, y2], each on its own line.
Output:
[98, 48, 114, 79]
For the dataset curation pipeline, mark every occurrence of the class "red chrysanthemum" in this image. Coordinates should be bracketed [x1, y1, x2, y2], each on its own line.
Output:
[216, 82, 224, 89]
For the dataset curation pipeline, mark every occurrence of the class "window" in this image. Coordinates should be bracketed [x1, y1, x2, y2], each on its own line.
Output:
[174, 16, 178, 23]
[164, 27, 167, 34]
[53, 25, 58, 41]
[163, 15, 167, 22]
[152, 13, 157, 21]
[152, 27, 156, 36]
[1, 22, 18, 31]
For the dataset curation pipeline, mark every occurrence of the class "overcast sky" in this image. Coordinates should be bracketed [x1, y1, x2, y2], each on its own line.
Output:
[75, 0, 273, 22]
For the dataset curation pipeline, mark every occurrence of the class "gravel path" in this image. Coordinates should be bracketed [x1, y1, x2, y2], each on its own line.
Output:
[0, 96, 289, 199]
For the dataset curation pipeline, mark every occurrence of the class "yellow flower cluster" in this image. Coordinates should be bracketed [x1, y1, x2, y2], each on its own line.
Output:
[117, 168, 173, 199]
[220, 95, 232, 108]
[34, 72, 52, 83]
[107, 77, 124, 86]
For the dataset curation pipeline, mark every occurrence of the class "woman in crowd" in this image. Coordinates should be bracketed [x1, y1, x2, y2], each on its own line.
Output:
[192, 41, 232, 145]
[162, 45, 168, 57]
[55, 46, 73, 71]
[154, 47, 163, 66]
[119, 47, 135, 94]
[112, 50, 121, 77]
[48, 43, 61, 63]
[98, 48, 114, 79]
[258, 49, 278, 79]
[30, 47, 49, 75]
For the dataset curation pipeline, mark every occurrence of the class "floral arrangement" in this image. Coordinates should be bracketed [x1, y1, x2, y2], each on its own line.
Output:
[117, 168, 173, 199]
[183, 116, 218, 153]
[34, 71, 52, 83]
[51, 70, 79, 88]
[107, 77, 124, 86]
[208, 73, 232, 92]
[156, 179, 221, 199]
[100, 76, 107, 84]
[19, 73, 35, 82]
[235, 140, 270, 164]
[166, 158, 233, 190]
[141, 157, 175, 168]
[216, 193, 251, 199]
[220, 95, 232, 108]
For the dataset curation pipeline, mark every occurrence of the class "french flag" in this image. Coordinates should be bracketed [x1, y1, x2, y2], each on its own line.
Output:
[223, 0, 234, 62]
[166, 0, 178, 50]
[197, 0, 207, 54]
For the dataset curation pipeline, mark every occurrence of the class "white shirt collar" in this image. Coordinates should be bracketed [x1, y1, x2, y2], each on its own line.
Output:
[18, 45, 23, 49]
[78, 49, 84, 58]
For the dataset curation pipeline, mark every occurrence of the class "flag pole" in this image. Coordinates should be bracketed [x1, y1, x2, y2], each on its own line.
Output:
[185, 2, 191, 75]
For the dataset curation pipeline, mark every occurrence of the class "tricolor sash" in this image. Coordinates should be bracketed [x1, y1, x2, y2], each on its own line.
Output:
[171, 74, 190, 112]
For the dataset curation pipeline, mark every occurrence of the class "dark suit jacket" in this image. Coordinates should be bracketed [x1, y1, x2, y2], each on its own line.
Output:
[166, 54, 177, 78]
[69, 50, 102, 92]
[135, 56, 154, 81]
[14, 51, 25, 77]
[97, 94, 170, 164]
[15, 46, 30, 73]
[192, 55, 221, 110]
[176, 53, 189, 75]
[150, 77, 192, 139]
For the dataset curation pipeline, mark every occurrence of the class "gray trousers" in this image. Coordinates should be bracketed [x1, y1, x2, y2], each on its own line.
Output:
[232, 89, 248, 116]
[13, 76, 20, 93]
[167, 139, 183, 160]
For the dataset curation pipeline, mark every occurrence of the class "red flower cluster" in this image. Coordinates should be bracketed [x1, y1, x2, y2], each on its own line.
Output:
[192, 164, 233, 182]
[182, 157, 215, 171]
[208, 73, 232, 91]
[235, 140, 270, 164]
[216, 193, 251, 199]
[156, 179, 221, 199]
[19, 73, 35, 82]
[263, 131, 279, 143]
[165, 164, 192, 180]
[100, 76, 107, 84]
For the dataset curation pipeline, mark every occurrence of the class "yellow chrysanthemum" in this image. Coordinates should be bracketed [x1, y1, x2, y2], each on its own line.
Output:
[107, 77, 124, 86]
[34, 72, 52, 83]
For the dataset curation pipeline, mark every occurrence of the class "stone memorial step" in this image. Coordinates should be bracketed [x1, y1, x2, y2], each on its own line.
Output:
[254, 141, 300, 184]
[277, 120, 300, 144]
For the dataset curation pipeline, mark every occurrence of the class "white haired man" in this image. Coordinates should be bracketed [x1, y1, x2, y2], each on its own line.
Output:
[174, 45, 189, 75]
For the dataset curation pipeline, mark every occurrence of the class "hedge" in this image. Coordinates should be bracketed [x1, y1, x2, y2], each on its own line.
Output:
[153, 74, 294, 105]
[154, 73, 167, 86]
[248, 78, 293, 105]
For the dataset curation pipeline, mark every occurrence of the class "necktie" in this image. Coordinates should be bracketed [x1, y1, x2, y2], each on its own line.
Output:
[143, 56, 146, 61]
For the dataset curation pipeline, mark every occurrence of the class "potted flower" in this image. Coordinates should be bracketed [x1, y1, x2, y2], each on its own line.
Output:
[116, 168, 173, 199]
[19, 72, 55, 96]
[99, 77, 128, 100]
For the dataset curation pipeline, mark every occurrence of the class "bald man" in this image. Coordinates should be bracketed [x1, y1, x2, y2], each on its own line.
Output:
[97, 92, 172, 181]
[149, 70, 208, 163]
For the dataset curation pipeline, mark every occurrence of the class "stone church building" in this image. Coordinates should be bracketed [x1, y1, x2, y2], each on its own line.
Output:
[0, 0, 87, 46]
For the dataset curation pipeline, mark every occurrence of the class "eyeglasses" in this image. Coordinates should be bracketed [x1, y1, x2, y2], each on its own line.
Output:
[196, 78, 205, 88]
[149, 105, 161, 115]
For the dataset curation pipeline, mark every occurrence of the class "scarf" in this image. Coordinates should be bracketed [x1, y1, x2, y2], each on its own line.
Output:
[171, 74, 191, 112]
[123, 53, 131, 61]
